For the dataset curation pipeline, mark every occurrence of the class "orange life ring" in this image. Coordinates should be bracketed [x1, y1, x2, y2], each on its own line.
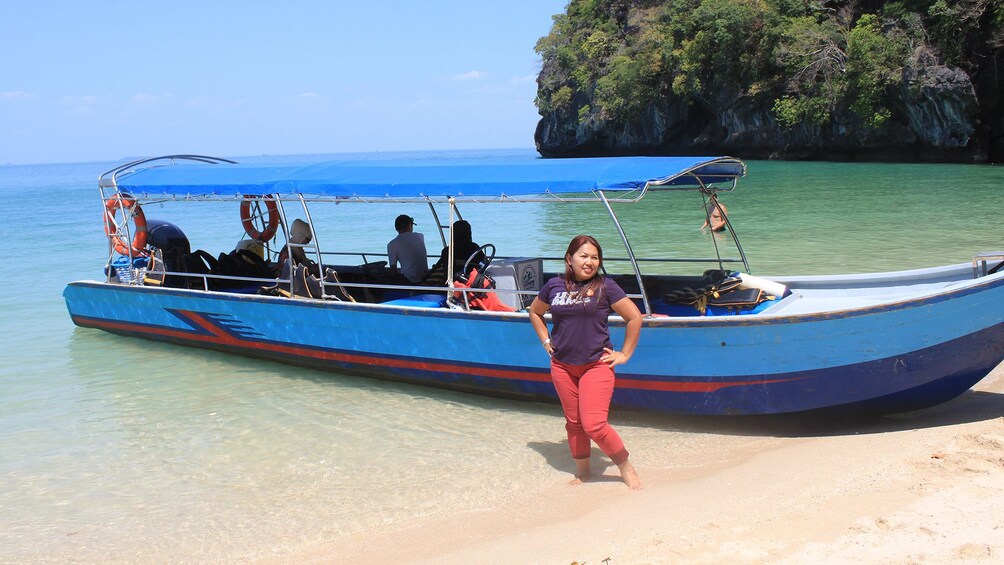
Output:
[240, 196, 279, 241]
[104, 196, 148, 255]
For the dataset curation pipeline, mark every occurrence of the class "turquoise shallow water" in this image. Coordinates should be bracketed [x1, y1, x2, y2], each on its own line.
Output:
[1, 151, 1002, 563]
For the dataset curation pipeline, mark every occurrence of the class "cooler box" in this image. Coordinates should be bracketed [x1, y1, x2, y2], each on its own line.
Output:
[485, 257, 543, 309]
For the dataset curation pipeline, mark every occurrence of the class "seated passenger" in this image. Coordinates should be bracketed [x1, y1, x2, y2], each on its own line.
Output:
[278, 218, 317, 277]
[236, 238, 265, 261]
[423, 220, 485, 285]
[289, 219, 313, 264]
[387, 214, 429, 283]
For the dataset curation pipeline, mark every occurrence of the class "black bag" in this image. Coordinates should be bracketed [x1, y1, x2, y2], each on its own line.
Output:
[224, 249, 273, 280]
[203, 249, 273, 289]
[161, 249, 216, 289]
[663, 269, 744, 314]
[707, 288, 766, 312]
[143, 248, 166, 286]
[702, 269, 743, 296]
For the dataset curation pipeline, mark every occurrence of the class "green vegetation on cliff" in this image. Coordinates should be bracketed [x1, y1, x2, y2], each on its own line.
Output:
[534, 0, 1004, 161]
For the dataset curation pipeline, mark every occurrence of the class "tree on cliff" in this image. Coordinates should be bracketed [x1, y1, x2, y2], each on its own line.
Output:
[534, 0, 1004, 163]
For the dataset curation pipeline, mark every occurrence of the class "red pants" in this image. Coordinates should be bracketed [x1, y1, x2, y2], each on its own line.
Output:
[550, 359, 629, 465]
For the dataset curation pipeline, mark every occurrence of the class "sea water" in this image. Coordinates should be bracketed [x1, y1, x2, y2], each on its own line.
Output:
[1, 150, 1002, 563]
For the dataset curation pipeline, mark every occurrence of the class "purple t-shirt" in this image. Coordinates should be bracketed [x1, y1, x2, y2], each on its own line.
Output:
[537, 276, 627, 366]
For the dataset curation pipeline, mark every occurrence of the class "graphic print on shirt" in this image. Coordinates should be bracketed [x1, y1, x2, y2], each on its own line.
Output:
[551, 291, 591, 307]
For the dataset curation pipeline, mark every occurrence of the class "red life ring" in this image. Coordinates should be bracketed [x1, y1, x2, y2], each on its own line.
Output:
[240, 196, 280, 241]
[104, 196, 148, 255]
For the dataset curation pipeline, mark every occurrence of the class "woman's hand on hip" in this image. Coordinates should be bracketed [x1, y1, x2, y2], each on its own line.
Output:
[601, 347, 629, 367]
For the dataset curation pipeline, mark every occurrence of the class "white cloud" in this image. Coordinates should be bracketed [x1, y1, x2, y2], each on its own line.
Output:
[452, 70, 487, 81]
[59, 95, 101, 105]
[132, 93, 174, 103]
[56, 95, 103, 115]
[1, 90, 29, 100]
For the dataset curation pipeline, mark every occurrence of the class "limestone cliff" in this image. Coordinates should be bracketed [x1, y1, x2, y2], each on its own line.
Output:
[534, 0, 1004, 163]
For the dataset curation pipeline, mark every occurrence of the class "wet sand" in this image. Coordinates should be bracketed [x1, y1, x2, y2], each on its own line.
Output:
[270, 362, 1004, 564]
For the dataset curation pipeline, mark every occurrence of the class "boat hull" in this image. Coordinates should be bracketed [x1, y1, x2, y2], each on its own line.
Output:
[63, 274, 1004, 416]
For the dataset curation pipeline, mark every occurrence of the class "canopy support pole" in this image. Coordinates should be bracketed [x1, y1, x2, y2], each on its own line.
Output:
[427, 201, 447, 249]
[273, 194, 323, 297]
[446, 198, 456, 301]
[297, 195, 322, 268]
[598, 191, 651, 317]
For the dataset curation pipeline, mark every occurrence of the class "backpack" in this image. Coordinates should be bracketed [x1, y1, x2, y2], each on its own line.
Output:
[663, 269, 743, 314]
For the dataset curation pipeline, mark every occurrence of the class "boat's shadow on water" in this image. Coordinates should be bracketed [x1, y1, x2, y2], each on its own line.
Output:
[208, 345, 1004, 440]
[613, 388, 1004, 439]
[526, 389, 1004, 478]
[68, 329, 1003, 442]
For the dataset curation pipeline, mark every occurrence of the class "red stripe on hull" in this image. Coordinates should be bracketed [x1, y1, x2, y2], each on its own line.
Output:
[73, 312, 799, 393]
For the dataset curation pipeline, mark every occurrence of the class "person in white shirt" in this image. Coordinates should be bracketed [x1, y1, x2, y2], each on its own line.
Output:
[387, 214, 428, 283]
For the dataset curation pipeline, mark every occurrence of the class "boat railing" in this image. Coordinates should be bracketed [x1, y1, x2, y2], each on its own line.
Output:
[121, 250, 750, 312]
[131, 260, 714, 319]
[312, 251, 745, 269]
[142, 267, 545, 308]
[598, 256, 747, 266]
[129, 261, 618, 305]
[140, 270, 279, 293]
[972, 251, 1004, 278]
[317, 250, 430, 266]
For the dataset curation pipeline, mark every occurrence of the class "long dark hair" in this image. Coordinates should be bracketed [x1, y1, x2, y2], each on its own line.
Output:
[453, 220, 473, 246]
[562, 234, 604, 298]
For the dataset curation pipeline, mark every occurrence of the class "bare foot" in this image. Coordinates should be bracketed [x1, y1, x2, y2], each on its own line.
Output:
[569, 457, 591, 486]
[618, 460, 642, 490]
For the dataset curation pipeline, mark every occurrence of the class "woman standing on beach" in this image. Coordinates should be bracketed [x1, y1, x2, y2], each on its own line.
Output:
[529, 235, 643, 490]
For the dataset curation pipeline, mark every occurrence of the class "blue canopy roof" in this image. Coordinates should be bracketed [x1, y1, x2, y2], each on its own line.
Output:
[105, 155, 746, 199]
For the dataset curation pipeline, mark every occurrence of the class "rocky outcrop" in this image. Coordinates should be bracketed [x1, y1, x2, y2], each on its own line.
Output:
[534, 2, 1002, 163]
[536, 59, 983, 162]
[898, 55, 978, 149]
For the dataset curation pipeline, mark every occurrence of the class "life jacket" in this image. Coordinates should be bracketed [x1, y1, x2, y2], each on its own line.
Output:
[451, 268, 514, 312]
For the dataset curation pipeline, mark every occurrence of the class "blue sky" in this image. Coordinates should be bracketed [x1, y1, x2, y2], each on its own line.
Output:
[1, 1, 568, 165]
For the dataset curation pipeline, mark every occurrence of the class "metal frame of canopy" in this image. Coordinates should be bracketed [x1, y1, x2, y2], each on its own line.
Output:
[96, 154, 751, 314]
[99, 154, 746, 201]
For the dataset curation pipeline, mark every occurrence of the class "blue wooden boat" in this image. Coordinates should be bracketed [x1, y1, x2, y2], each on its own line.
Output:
[63, 155, 1004, 415]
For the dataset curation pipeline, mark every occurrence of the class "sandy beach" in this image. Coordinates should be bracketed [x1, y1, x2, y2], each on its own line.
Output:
[268, 364, 1003, 564]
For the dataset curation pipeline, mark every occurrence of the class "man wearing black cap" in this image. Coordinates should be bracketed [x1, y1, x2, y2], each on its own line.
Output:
[387, 214, 428, 283]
